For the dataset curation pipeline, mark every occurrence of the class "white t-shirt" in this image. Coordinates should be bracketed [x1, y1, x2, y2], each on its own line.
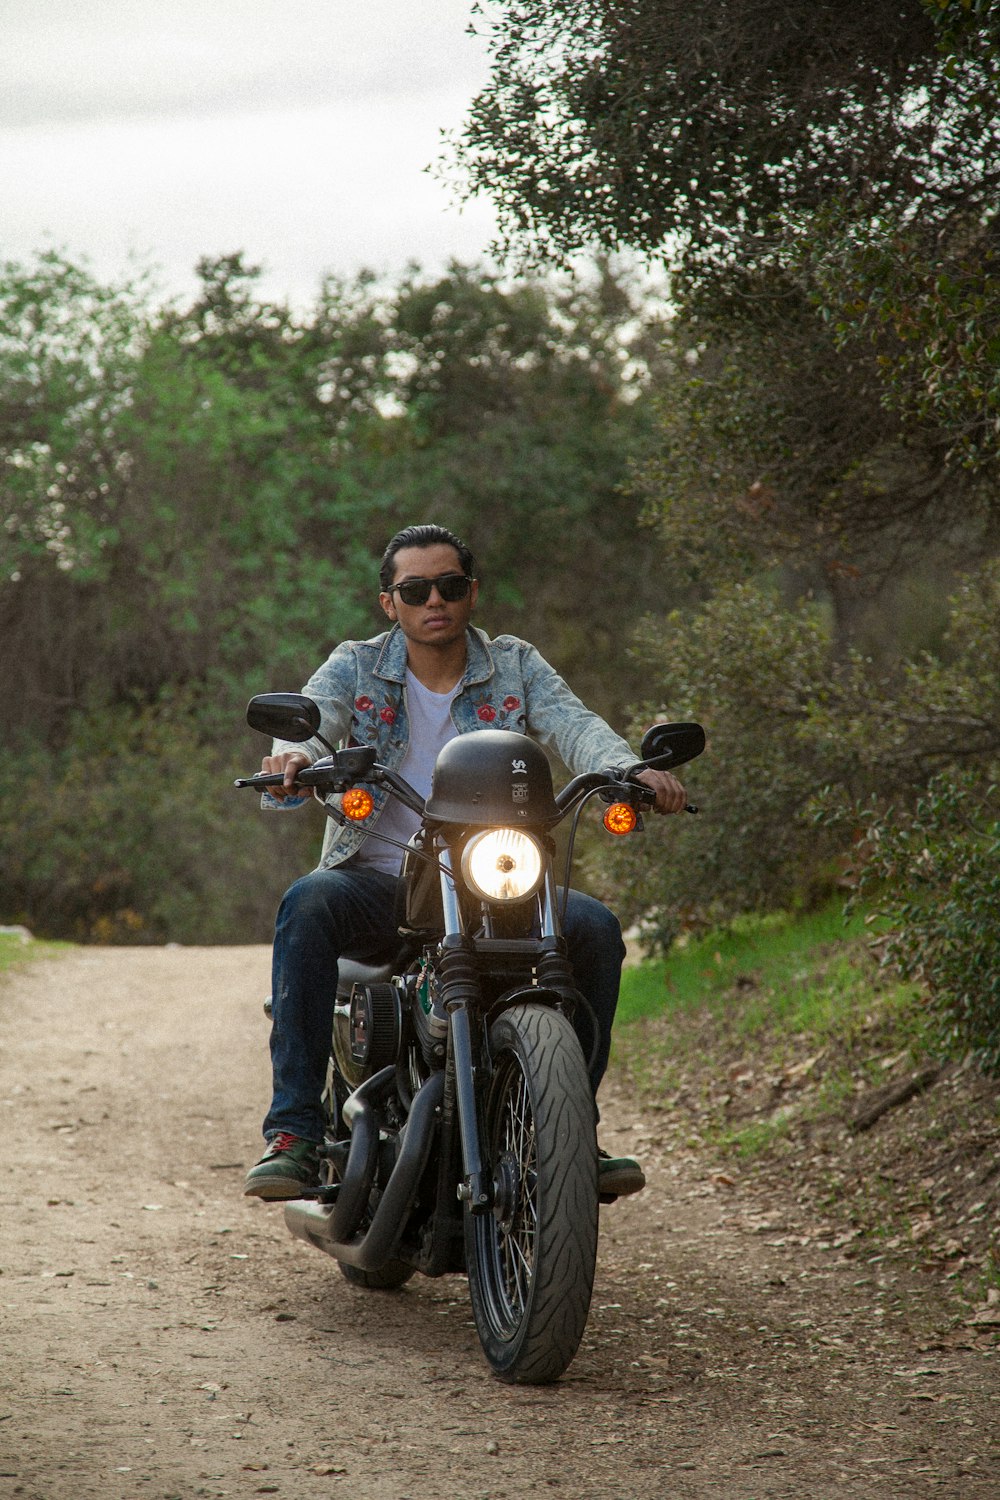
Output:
[353, 669, 460, 875]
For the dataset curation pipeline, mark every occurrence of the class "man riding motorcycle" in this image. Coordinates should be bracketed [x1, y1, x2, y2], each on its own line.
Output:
[245, 523, 687, 1201]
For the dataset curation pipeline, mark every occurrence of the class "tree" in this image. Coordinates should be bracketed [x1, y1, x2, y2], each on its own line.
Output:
[0, 254, 148, 735]
[454, 1, 1000, 536]
[455, 2, 999, 274]
[454, 5, 1000, 1086]
[599, 559, 1000, 947]
[0, 253, 673, 941]
[304, 260, 675, 719]
[633, 274, 1000, 656]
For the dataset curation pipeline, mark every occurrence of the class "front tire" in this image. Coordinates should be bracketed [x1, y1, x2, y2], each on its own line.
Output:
[466, 1004, 598, 1384]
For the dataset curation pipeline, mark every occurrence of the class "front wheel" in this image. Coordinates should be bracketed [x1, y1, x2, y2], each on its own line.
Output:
[466, 1004, 598, 1384]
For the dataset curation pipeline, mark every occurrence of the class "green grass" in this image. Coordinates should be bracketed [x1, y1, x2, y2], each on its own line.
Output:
[618, 899, 887, 1041]
[614, 898, 934, 1161]
[614, 897, 936, 1106]
[721, 1112, 796, 1159]
[616, 904, 1000, 1291]
[0, 930, 72, 974]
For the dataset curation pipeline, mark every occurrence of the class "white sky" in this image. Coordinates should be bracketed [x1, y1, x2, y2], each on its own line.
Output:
[0, 0, 499, 309]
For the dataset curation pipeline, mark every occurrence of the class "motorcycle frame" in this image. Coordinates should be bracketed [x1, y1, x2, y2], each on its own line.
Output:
[244, 699, 704, 1285]
[284, 818, 584, 1279]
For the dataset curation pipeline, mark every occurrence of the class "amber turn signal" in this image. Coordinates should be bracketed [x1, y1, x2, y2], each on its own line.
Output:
[603, 801, 638, 835]
[342, 787, 375, 821]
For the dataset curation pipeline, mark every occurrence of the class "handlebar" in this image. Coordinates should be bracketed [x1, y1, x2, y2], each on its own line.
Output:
[628, 783, 699, 815]
[236, 764, 696, 815]
[234, 767, 337, 790]
[555, 769, 697, 816]
[234, 757, 426, 817]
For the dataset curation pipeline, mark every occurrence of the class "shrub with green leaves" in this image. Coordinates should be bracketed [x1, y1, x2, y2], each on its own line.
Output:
[0, 689, 318, 944]
[593, 580, 863, 946]
[603, 560, 1000, 954]
[852, 776, 1000, 1073]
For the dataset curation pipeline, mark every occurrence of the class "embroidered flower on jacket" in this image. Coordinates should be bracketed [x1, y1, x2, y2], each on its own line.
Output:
[473, 692, 524, 729]
[353, 692, 397, 742]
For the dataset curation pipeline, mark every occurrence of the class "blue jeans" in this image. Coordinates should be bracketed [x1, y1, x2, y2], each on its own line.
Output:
[263, 863, 626, 1142]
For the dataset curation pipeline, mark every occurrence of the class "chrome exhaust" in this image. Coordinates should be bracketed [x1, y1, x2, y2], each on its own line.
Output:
[284, 1070, 444, 1270]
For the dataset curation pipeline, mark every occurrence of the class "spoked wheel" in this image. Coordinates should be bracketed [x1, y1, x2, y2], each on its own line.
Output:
[466, 1004, 598, 1384]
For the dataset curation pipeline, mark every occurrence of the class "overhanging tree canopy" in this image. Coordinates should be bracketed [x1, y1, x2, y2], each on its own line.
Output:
[455, 0, 1000, 277]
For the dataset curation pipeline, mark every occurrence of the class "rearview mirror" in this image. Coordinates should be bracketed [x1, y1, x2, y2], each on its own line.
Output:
[639, 721, 706, 771]
[246, 693, 322, 743]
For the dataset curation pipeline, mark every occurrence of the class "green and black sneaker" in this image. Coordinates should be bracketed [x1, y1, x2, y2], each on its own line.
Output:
[244, 1133, 321, 1201]
[597, 1149, 646, 1201]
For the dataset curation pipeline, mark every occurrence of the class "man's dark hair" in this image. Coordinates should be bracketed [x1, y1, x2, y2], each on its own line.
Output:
[379, 524, 476, 592]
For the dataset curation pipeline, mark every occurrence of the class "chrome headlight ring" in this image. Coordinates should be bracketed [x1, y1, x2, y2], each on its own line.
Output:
[460, 829, 544, 904]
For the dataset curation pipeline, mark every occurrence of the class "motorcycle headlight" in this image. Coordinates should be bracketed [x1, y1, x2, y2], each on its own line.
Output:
[461, 829, 544, 904]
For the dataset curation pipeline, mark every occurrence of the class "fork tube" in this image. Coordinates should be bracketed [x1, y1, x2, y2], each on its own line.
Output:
[447, 993, 489, 1212]
[435, 850, 489, 1213]
[439, 845, 464, 936]
[540, 865, 561, 938]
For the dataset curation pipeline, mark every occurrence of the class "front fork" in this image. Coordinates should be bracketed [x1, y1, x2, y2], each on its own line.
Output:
[435, 845, 579, 1216]
[435, 846, 489, 1212]
[443, 953, 490, 1212]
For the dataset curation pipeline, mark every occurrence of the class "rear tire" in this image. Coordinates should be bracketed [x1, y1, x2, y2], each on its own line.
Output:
[466, 1004, 598, 1384]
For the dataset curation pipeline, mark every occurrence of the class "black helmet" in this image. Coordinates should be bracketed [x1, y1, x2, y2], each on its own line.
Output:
[425, 730, 559, 826]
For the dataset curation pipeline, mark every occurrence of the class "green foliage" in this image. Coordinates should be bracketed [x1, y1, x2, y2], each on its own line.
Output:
[597, 581, 863, 941]
[635, 284, 964, 609]
[457, 2, 1000, 603]
[0, 687, 319, 943]
[602, 559, 1000, 944]
[0, 252, 379, 746]
[455, 2, 997, 274]
[0, 251, 148, 581]
[0, 251, 671, 942]
[617, 901, 871, 1032]
[455, 3, 1000, 1089]
[850, 777, 1000, 1073]
[317, 259, 673, 718]
[0, 932, 69, 973]
[791, 207, 1000, 478]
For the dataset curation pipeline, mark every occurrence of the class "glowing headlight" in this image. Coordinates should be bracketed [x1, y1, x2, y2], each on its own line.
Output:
[461, 829, 544, 903]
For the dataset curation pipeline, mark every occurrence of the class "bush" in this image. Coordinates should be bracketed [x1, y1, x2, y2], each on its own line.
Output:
[595, 580, 867, 946]
[852, 777, 1000, 1074]
[0, 689, 319, 944]
[603, 559, 1000, 957]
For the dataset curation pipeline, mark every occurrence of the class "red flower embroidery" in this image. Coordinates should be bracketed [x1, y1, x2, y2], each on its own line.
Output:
[380, 707, 396, 725]
[502, 696, 521, 711]
[477, 704, 496, 722]
[355, 696, 374, 712]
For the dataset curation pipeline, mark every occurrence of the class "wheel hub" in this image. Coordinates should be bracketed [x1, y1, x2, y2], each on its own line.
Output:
[491, 1150, 522, 1233]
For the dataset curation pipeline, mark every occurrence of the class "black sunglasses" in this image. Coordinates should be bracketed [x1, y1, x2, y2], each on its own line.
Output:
[388, 573, 473, 606]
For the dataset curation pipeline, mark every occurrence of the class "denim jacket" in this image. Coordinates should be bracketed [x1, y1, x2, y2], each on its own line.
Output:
[266, 624, 639, 870]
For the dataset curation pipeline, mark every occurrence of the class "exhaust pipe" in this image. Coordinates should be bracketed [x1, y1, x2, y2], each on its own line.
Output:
[332, 1066, 395, 1242]
[285, 1070, 444, 1271]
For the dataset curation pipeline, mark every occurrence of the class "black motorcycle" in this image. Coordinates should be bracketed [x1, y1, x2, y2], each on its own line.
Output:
[237, 694, 704, 1383]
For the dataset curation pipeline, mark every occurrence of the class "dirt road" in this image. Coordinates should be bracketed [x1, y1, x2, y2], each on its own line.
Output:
[1, 947, 997, 1499]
